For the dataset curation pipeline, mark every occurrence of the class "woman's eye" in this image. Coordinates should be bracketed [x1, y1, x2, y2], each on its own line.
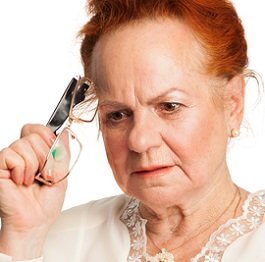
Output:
[160, 102, 180, 112]
[106, 111, 129, 122]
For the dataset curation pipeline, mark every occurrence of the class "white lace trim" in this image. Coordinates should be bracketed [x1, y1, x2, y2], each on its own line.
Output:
[120, 198, 147, 261]
[120, 190, 265, 262]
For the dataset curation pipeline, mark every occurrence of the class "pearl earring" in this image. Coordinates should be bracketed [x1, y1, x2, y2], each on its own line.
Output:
[231, 128, 240, 138]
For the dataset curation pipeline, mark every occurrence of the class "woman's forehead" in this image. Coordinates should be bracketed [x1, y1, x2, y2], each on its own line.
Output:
[89, 19, 228, 113]
[91, 18, 205, 84]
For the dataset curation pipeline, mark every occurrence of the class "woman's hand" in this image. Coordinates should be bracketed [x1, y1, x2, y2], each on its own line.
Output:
[0, 124, 67, 260]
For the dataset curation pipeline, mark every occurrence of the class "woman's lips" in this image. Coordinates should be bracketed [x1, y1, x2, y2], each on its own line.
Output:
[132, 166, 174, 177]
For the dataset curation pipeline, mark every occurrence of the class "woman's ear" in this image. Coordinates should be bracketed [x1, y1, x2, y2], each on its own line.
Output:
[226, 74, 245, 137]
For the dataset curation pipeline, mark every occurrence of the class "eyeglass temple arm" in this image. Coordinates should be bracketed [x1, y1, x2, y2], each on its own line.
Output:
[46, 78, 89, 134]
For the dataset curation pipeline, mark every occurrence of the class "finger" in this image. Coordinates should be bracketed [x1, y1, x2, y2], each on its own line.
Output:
[21, 124, 56, 147]
[0, 147, 25, 184]
[9, 136, 50, 186]
[23, 133, 51, 169]
[0, 169, 11, 179]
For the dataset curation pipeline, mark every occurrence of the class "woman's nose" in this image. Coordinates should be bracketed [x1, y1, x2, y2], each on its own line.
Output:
[128, 112, 162, 153]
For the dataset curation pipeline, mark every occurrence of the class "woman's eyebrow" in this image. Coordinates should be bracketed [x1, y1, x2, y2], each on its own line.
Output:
[99, 87, 187, 108]
[99, 101, 129, 109]
[147, 87, 187, 104]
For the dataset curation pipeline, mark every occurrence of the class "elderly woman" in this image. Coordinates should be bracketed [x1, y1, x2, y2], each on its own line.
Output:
[0, 0, 264, 261]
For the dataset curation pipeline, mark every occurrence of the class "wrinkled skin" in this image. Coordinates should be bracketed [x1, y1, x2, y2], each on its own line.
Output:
[0, 124, 67, 260]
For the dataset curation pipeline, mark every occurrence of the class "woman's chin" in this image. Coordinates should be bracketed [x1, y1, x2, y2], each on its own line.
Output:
[129, 186, 181, 209]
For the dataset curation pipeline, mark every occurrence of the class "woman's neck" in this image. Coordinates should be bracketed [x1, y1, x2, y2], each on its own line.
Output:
[139, 178, 249, 259]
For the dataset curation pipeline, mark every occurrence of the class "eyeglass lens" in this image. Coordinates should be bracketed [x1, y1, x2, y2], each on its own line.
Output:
[35, 128, 81, 185]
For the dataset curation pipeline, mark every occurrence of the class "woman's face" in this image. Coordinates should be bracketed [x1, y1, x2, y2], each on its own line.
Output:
[91, 19, 232, 208]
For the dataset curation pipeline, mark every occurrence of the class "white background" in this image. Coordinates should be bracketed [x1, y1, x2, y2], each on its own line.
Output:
[0, 1, 264, 210]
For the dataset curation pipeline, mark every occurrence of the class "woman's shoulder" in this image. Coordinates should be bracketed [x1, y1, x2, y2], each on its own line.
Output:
[43, 194, 133, 259]
[51, 194, 132, 233]
[62, 193, 131, 215]
[221, 189, 265, 261]
[222, 215, 265, 261]
[193, 189, 265, 261]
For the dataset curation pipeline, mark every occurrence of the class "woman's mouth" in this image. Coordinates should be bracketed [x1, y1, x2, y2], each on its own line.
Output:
[132, 165, 174, 177]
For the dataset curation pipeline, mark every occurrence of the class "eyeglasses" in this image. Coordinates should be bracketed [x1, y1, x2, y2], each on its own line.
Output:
[35, 76, 98, 186]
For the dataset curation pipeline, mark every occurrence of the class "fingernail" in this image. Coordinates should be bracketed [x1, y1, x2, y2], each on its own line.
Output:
[46, 175, 54, 184]
[49, 136, 56, 147]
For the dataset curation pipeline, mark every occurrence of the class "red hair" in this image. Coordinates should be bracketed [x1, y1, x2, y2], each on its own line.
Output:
[79, 0, 248, 80]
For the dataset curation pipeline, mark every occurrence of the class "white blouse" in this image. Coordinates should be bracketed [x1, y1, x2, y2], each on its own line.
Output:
[1, 190, 265, 262]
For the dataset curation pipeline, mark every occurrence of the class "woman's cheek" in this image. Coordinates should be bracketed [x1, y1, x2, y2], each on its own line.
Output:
[102, 130, 126, 167]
